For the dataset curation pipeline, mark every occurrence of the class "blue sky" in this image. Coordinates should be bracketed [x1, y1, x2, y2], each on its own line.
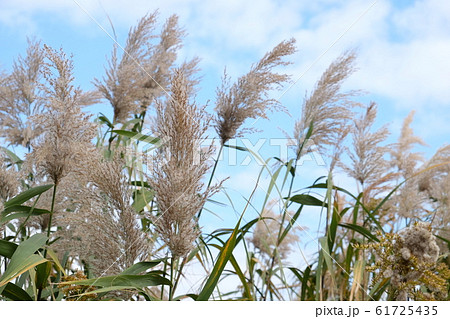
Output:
[1, 0, 448, 148]
[1, 0, 449, 292]
[1, 0, 449, 143]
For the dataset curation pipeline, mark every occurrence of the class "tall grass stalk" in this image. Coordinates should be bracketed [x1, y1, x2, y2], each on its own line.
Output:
[1, 13, 449, 302]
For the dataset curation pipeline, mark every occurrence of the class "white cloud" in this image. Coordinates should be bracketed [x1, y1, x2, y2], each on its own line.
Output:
[351, 37, 450, 108]
[1, 0, 449, 164]
[392, 0, 450, 40]
[2, 0, 448, 140]
[3, 0, 449, 109]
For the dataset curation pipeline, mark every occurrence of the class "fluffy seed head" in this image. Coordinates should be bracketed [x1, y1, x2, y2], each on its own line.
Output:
[293, 50, 359, 161]
[150, 69, 220, 257]
[215, 39, 296, 145]
[25, 45, 97, 185]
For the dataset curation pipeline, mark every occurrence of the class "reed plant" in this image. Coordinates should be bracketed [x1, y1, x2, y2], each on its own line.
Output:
[0, 12, 448, 301]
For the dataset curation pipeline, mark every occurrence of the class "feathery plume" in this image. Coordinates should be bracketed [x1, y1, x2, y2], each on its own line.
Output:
[389, 111, 428, 219]
[390, 111, 427, 178]
[0, 153, 20, 233]
[0, 152, 19, 204]
[0, 39, 45, 147]
[293, 50, 358, 159]
[340, 102, 393, 199]
[139, 14, 186, 105]
[25, 45, 97, 186]
[150, 69, 219, 257]
[215, 39, 296, 145]
[95, 12, 194, 123]
[0, 40, 98, 148]
[417, 144, 450, 226]
[95, 12, 158, 123]
[249, 200, 300, 261]
[56, 150, 148, 275]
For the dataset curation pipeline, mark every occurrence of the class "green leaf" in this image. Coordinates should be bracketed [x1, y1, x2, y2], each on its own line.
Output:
[197, 214, 243, 301]
[1, 205, 51, 215]
[63, 272, 171, 288]
[328, 207, 348, 252]
[228, 254, 252, 300]
[120, 260, 163, 275]
[223, 144, 249, 152]
[339, 223, 379, 242]
[1, 206, 51, 223]
[98, 113, 113, 128]
[308, 182, 385, 232]
[175, 293, 198, 301]
[261, 161, 283, 212]
[345, 242, 355, 274]
[0, 233, 48, 289]
[356, 182, 405, 233]
[308, 183, 355, 199]
[46, 249, 66, 276]
[319, 237, 336, 293]
[369, 277, 389, 301]
[274, 157, 296, 180]
[0, 147, 23, 165]
[77, 286, 136, 297]
[236, 218, 260, 244]
[289, 194, 327, 207]
[278, 204, 303, 245]
[35, 261, 52, 290]
[132, 188, 154, 212]
[301, 266, 312, 301]
[289, 267, 303, 282]
[122, 118, 143, 129]
[0, 240, 18, 259]
[1, 282, 33, 301]
[4, 184, 53, 208]
[111, 130, 160, 144]
[206, 244, 252, 300]
[297, 121, 314, 157]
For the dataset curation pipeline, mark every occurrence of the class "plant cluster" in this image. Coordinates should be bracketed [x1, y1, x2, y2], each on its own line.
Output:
[0, 11, 448, 301]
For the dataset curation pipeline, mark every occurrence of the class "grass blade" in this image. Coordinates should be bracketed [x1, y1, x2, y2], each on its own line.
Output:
[111, 130, 160, 144]
[0, 240, 18, 259]
[120, 260, 164, 275]
[1, 206, 51, 223]
[4, 184, 53, 208]
[0, 233, 48, 289]
[197, 214, 243, 301]
[63, 272, 171, 288]
[339, 223, 379, 242]
[289, 194, 327, 207]
[1, 282, 33, 301]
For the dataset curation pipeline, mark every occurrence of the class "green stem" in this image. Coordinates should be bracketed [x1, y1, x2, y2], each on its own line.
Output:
[13, 194, 42, 241]
[107, 127, 115, 152]
[37, 184, 57, 301]
[45, 184, 58, 245]
[160, 252, 169, 300]
[168, 257, 177, 301]
[197, 143, 224, 220]
[262, 166, 295, 300]
[171, 257, 186, 299]
[263, 139, 305, 301]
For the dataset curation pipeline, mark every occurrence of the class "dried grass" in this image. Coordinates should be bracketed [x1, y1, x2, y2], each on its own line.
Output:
[149, 69, 220, 257]
[293, 50, 359, 159]
[215, 39, 296, 145]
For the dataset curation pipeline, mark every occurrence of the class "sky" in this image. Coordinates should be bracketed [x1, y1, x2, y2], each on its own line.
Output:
[1, 0, 449, 295]
[1, 0, 449, 144]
